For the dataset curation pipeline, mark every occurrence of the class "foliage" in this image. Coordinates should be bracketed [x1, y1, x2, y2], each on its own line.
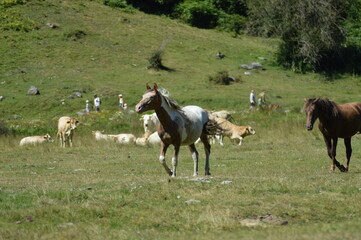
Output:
[247, 0, 361, 74]
[103, 0, 134, 12]
[0, 8, 36, 32]
[208, 71, 240, 85]
[175, 0, 219, 29]
[0, 0, 26, 8]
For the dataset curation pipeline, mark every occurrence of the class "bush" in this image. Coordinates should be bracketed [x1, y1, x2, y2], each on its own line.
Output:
[176, 1, 219, 29]
[103, 0, 128, 8]
[208, 71, 241, 85]
[217, 14, 246, 35]
[148, 50, 165, 70]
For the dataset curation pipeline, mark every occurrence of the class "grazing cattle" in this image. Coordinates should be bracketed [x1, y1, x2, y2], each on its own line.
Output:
[140, 113, 160, 133]
[57, 116, 79, 147]
[215, 118, 256, 146]
[19, 133, 53, 146]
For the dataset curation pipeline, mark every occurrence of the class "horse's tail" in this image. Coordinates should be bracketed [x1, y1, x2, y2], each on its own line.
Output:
[203, 119, 223, 136]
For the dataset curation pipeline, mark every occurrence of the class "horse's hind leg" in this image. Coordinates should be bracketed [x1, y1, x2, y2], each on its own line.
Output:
[343, 137, 352, 172]
[189, 144, 199, 176]
[159, 142, 172, 176]
[200, 133, 211, 175]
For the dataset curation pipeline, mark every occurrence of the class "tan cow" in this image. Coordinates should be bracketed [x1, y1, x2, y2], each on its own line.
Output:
[19, 133, 54, 146]
[57, 116, 79, 147]
[215, 118, 255, 146]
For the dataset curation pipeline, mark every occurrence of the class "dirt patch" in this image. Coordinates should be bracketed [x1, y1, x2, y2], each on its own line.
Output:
[238, 214, 288, 227]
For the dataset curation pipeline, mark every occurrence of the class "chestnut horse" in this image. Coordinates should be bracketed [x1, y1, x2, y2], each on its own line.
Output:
[135, 83, 219, 177]
[304, 98, 361, 172]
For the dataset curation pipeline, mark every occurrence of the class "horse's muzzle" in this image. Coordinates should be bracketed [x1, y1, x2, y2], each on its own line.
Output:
[306, 125, 313, 131]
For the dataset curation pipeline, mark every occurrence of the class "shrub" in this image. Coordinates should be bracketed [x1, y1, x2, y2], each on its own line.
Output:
[148, 50, 165, 70]
[208, 71, 241, 85]
[176, 1, 219, 29]
[103, 0, 128, 8]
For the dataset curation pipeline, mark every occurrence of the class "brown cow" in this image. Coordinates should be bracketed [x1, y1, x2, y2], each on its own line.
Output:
[214, 118, 256, 146]
[57, 116, 79, 147]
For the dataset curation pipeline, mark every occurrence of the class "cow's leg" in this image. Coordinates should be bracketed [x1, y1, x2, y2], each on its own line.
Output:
[200, 133, 211, 175]
[216, 134, 224, 146]
[61, 133, 65, 148]
[238, 137, 244, 146]
[159, 142, 172, 176]
[343, 137, 352, 172]
[189, 143, 199, 176]
[69, 133, 73, 147]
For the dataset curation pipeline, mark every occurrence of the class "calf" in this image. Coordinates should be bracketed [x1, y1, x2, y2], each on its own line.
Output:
[19, 133, 53, 146]
[140, 113, 160, 133]
[215, 118, 256, 146]
[57, 116, 79, 147]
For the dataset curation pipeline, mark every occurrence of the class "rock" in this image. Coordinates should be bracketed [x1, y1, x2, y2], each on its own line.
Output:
[73, 92, 82, 98]
[13, 115, 22, 119]
[0, 96, 4, 101]
[240, 62, 264, 70]
[46, 22, 59, 28]
[220, 180, 233, 185]
[185, 199, 201, 204]
[27, 86, 40, 95]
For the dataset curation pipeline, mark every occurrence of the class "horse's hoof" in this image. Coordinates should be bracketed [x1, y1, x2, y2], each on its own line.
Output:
[205, 172, 211, 176]
[339, 166, 348, 173]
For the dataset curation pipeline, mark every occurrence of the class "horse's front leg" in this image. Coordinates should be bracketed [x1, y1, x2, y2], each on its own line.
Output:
[189, 144, 199, 176]
[328, 137, 345, 172]
[343, 137, 352, 172]
[200, 133, 211, 175]
[171, 144, 180, 177]
[159, 142, 172, 176]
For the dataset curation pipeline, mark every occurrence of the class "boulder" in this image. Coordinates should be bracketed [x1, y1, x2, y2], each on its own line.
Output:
[27, 86, 40, 95]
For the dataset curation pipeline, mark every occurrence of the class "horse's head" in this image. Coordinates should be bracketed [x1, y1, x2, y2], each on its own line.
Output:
[135, 83, 161, 114]
[304, 98, 320, 131]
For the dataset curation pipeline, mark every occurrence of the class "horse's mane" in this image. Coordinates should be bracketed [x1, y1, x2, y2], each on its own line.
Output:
[158, 88, 182, 111]
[314, 98, 339, 118]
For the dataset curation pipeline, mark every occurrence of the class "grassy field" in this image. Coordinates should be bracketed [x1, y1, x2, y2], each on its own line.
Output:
[1, 114, 361, 239]
[1, 0, 361, 239]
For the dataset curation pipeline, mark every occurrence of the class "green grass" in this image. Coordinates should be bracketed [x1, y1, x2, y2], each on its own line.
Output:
[1, 117, 361, 239]
[1, 0, 361, 239]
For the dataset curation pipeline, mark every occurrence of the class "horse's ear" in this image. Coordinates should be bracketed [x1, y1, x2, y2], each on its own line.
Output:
[146, 83, 151, 90]
[303, 98, 308, 103]
[312, 98, 320, 103]
[153, 83, 158, 91]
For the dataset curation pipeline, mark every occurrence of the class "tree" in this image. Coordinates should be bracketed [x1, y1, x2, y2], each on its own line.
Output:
[247, 0, 347, 72]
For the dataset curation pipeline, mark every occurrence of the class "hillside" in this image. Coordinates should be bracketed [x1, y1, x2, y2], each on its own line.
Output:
[1, 0, 360, 134]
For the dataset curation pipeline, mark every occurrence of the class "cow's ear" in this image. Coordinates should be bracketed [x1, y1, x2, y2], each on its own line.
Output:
[76, 120, 79, 124]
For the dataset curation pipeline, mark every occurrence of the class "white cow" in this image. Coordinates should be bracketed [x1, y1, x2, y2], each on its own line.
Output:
[140, 113, 160, 133]
[19, 133, 54, 146]
[135, 131, 161, 146]
[57, 116, 79, 147]
[111, 133, 136, 144]
[92, 131, 136, 144]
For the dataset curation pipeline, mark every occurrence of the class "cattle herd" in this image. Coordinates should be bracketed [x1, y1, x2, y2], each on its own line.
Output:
[19, 110, 256, 147]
